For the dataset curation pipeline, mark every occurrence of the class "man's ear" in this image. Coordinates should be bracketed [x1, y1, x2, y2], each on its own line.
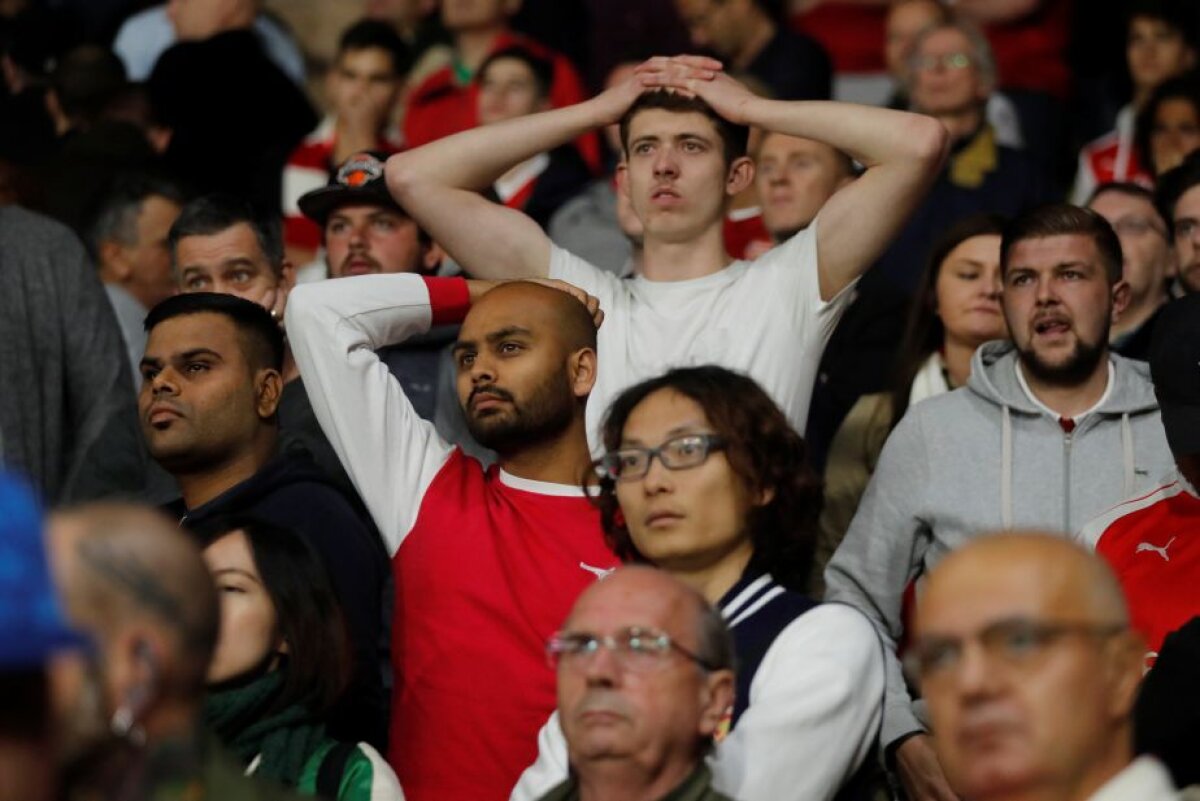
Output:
[1105, 631, 1146, 720]
[568, 348, 598, 400]
[256, 368, 284, 418]
[1110, 278, 1132, 324]
[98, 240, 132, 283]
[698, 669, 735, 740]
[726, 156, 755, 197]
[422, 241, 446, 275]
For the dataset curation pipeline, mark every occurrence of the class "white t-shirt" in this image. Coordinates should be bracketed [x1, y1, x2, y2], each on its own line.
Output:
[549, 218, 854, 448]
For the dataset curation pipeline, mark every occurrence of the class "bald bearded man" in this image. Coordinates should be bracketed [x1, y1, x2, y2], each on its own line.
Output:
[907, 533, 1179, 801]
[287, 276, 620, 801]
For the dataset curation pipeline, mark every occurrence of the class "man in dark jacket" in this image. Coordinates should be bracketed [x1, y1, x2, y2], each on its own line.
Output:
[138, 291, 388, 749]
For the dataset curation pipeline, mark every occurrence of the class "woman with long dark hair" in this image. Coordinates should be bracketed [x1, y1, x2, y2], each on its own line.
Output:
[198, 516, 403, 801]
[513, 366, 883, 801]
[812, 213, 1008, 594]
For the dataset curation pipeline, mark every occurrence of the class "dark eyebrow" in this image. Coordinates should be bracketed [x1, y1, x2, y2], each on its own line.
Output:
[212, 567, 262, 584]
[486, 326, 533, 343]
[178, 348, 223, 362]
[620, 422, 709, 447]
[451, 339, 475, 355]
[139, 356, 163, 370]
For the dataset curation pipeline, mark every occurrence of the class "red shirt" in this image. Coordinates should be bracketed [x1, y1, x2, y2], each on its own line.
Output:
[1079, 476, 1200, 669]
[403, 31, 600, 173]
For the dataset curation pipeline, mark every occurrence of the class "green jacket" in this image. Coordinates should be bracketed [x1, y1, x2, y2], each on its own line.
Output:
[288, 739, 403, 801]
[537, 765, 735, 801]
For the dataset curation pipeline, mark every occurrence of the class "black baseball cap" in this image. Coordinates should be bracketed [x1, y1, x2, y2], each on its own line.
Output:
[297, 151, 405, 225]
[1149, 294, 1200, 457]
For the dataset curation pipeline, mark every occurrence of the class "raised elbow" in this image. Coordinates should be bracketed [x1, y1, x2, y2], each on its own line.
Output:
[384, 151, 422, 205]
[912, 116, 951, 170]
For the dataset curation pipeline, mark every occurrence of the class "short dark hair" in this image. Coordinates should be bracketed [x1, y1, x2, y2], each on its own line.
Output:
[51, 44, 127, 127]
[168, 194, 284, 276]
[87, 172, 185, 260]
[1156, 149, 1200, 234]
[337, 18, 411, 76]
[595, 366, 820, 591]
[619, 90, 750, 167]
[144, 292, 285, 374]
[478, 45, 555, 100]
[191, 515, 351, 716]
[1000, 203, 1124, 284]
[1127, 0, 1199, 50]
[1135, 72, 1200, 176]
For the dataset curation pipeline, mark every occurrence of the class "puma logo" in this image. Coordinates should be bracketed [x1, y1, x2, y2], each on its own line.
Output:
[1135, 537, 1176, 562]
[579, 562, 613, 580]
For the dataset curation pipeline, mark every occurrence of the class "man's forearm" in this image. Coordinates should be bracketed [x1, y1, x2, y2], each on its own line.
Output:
[739, 98, 945, 169]
[387, 99, 607, 194]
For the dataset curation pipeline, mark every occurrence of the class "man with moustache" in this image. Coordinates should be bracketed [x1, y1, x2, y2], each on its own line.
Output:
[825, 203, 1175, 801]
[536, 566, 737, 801]
[287, 274, 620, 801]
[1154, 149, 1200, 294]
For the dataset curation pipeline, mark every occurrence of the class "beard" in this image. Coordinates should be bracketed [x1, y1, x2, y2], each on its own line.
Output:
[1016, 328, 1108, 387]
[464, 370, 575, 454]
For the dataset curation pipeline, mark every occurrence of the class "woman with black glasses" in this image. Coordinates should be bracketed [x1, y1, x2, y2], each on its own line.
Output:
[512, 365, 884, 801]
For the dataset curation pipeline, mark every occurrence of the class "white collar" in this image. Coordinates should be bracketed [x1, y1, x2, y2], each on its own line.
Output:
[1085, 756, 1177, 801]
[1015, 359, 1115, 424]
[498, 468, 591, 497]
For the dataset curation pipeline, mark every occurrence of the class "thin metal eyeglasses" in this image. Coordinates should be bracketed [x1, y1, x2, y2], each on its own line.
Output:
[594, 433, 727, 482]
[904, 617, 1127, 683]
[911, 52, 973, 71]
[546, 626, 720, 672]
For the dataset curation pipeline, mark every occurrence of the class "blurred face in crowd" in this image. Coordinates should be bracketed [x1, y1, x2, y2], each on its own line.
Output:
[555, 568, 732, 778]
[452, 283, 595, 453]
[1088, 190, 1174, 315]
[885, 0, 945, 86]
[324, 204, 431, 277]
[1002, 234, 1126, 386]
[441, 0, 517, 32]
[619, 109, 751, 245]
[167, 0, 254, 41]
[755, 132, 852, 241]
[478, 56, 547, 126]
[914, 537, 1140, 801]
[936, 234, 1006, 350]
[203, 531, 284, 683]
[1170, 184, 1200, 293]
[1149, 97, 1200, 175]
[366, 0, 434, 28]
[174, 223, 295, 312]
[327, 47, 402, 130]
[139, 313, 281, 473]
[613, 389, 759, 577]
[910, 27, 988, 117]
[1127, 15, 1195, 95]
[674, 0, 750, 61]
[100, 194, 182, 311]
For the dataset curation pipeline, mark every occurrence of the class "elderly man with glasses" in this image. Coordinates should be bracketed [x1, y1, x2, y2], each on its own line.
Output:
[908, 532, 1180, 801]
[537, 565, 737, 801]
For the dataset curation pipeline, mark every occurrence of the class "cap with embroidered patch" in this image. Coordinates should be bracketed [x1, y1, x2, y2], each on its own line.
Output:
[297, 151, 406, 225]
[0, 472, 84, 666]
[1149, 294, 1200, 457]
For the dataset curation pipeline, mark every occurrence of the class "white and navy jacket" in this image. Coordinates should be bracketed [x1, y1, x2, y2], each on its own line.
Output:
[510, 571, 885, 801]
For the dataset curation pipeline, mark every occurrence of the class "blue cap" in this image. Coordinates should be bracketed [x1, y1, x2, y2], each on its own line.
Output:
[0, 472, 84, 666]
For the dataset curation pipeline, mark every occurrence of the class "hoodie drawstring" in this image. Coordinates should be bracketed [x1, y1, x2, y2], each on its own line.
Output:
[1002, 405, 1014, 529]
[1121, 412, 1134, 497]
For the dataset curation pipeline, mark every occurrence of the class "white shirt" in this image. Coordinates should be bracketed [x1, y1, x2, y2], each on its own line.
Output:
[1088, 757, 1179, 801]
[549, 217, 854, 449]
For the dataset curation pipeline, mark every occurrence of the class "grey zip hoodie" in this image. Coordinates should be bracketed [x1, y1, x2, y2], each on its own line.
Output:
[824, 340, 1173, 750]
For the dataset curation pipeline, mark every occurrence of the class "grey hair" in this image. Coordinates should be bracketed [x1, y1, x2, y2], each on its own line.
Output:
[87, 173, 185, 262]
[908, 17, 997, 96]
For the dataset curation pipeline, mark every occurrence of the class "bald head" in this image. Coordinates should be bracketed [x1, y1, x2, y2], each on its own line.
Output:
[555, 566, 735, 788]
[919, 532, 1130, 635]
[914, 532, 1142, 801]
[469, 281, 598, 355]
[48, 504, 219, 696]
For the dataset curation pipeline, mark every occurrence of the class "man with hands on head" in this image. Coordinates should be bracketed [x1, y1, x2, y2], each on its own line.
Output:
[385, 55, 949, 444]
[286, 269, 619, 801]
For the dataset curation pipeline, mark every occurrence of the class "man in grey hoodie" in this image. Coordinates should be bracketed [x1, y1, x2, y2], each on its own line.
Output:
[825, 203, 1175, 801]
